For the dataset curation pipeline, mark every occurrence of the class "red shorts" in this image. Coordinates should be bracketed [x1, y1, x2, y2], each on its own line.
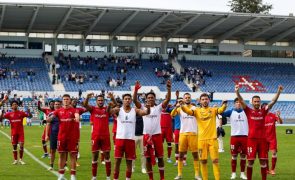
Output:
[174, 129, 180, 144]
[112, 132, 116, 144]
[230, 136, 247, 155]
[92, 135, 111, 152]
[266, 139, 277, 151]
[115, 139, 136, 160]
[161, 127, 173, 143]
[11, 133, 24, 145]
[247, 138, 268, 160]
[41, 127, 50, 141]
[143, 134, 164, 158]
[58, 139, 79, 153]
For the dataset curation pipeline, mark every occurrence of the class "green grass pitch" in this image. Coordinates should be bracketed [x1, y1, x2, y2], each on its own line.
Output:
[0, 126, 294, 180]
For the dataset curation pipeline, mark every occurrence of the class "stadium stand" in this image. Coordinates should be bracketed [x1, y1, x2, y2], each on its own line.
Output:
[179, 60, 295, 93]
[0, 57, 53, 91]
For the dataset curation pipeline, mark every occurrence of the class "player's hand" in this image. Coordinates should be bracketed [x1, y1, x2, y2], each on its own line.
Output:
[145, 102, 151, 109]
[222, 100, 228, 105]
[86, 93, 94, 99]
[276, 110, 281, 117]
[135, 81, 141, 91]
[45, 135, 49, 142]
[166, 80, 171, 90]
[175, 90, 179, 98]
[3, 95, 8, 102]
[176, 99, 184, 107]
[74, 113, 80, 122]
[278, 85, 283, 92]
[107, 92, 114, 99]
[235, 85, 239, 92]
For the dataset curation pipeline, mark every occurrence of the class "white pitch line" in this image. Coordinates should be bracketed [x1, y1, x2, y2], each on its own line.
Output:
[0, 130, 64, 179]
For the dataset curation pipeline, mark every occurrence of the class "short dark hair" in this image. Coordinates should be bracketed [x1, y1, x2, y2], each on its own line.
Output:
[49, 100, 55, 104]
[261, 103, 268, 108]
[10, 100, 19, 106]
[97, 95, 104, 99]
[183, 93, 191, 97]
[122, 94, 132, 99]
[54, 100, 62, 104]
[234, 98, 239, 103]
[62, 94, 71, 98]
[199, 93, 209, 99]
[145, 91, 156, 98]
[252, 95, 261, 101]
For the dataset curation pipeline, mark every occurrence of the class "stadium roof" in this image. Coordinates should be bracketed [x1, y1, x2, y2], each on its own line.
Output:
[0, 3, 295, 44]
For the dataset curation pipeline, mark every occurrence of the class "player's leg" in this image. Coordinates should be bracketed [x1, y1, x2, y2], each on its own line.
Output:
[41, 128, 49, 158]
[154, 134, 165, 180]
[166, 128, 173, 163]
[174, 130, 180, 166]
[113, 158, 122, 180]
[91, 151, 99, 180]
[230, 136, 238, 179]
[247, 139, 258, 180]
[58, 152, 67, 180]
[49, 133, 58, 170]
[209, 139, 220, 180]
[239, 137, 248, 179]
[198, 140, 209, 180]
[190, 135, 201, 180]
[138, 135, 147, 173]
[175, 134, 186, 178]
[11, 135, 18, 164]
[217, 135, 224, 152]
[270, 149, 277, 175]
[18, 134, 25, 164]
[103, 151, 111, 179]
[132, 136, 139, 172]
[126, 159, 133, 180]
[143, 134, 154, 180]
[70, 152, 78, 180]
[258, 139, 268, 180]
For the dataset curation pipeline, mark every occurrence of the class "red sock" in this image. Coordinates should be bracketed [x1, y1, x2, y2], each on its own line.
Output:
[126, 170, 132, 178]
[167, 146, 172, 159]
[271, 157, 277, 170]
[13, 150, 17, 160]
[266, 159, 269, 171]
[231, 158, 237, 173]
[159, 167, 165, 180]
[59, 169, 65, 175]
[261, 167, 267, 180]
[42, 140, 47, 153]
[113, 170, 119, 180]
[240, 158, 246, 172]
[147, 171, 153, 180]
[247, 166, 253, 180]
[71, 169, 76, 175]
[19, 147, 24, 159]
[92, 161, 98, 177]
[105, 160, 111, 177]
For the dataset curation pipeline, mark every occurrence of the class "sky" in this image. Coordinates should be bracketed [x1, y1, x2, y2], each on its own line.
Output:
[0, 0, 294, 16]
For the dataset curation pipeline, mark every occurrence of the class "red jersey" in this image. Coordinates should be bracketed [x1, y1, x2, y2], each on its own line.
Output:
[244, 106, 268, 139]
[41, 108, 54, 116]
[112, 115, 117, 133]
[53, 107, 79, 141]
[90, 106, 110, 138]
[160, 111, 172, 128]
[4, 111, 29, 136]
[265, 113, 279, 141]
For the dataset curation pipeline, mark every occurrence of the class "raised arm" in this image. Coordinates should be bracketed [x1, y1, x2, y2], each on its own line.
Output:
[268, 85, 283, 110]
[107, 92, 117, 107]
[235, 85, 247, 109]
[276, 110, 283, 124]
[108, 106, 120, 116]
[133, 81, 142, 108]
[171, 100, 181, 117]
[217, 100, 228, 114]
[162, 80, 171, 108]
[83, 93, 94, 111]
[45, 123, 51, 142]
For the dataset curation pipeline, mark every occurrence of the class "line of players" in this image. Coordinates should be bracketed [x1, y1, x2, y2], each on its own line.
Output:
[0, 82, 283, 180]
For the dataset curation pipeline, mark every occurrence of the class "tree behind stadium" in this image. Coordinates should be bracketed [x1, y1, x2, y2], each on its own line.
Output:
[228, 0, 272, 14]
